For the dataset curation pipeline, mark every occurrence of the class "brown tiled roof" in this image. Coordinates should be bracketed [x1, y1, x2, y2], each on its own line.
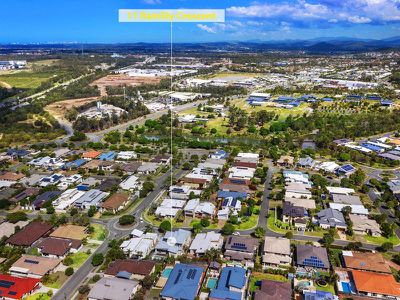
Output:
[11, 254, 61, 276]
[119, 162, 142, 173]
[233, 161, 258, 169]
[6, 222, 53, 247]
[37, 237, 81, 256]
[0, 172, 25, 181]
[50, 225, 87, 240]
[343, 251, 391, 274]
[254, 280, 291, 300]
[220, 183, 250, 194]
[83, 159, 102, 169]
[181, 177, 207, 184]
[101, 193, 129, 210]
[105, 259, 156, 277]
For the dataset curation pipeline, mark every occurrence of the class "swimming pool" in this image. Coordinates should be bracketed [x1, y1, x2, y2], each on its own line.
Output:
[162, 268, 173, 278]
[207, 278, 218, 289]
[342, 282, 351, 293]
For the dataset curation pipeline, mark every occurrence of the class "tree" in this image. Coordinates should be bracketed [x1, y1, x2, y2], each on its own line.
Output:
[88, 206, 97, 217]
[200, 218, 210, 227]
[192, 223, 203, 234]
[285, 231, 293, 239]
[6, 211, 28, 223]
[63, 256, 73, 266]
[322, 232, 335, 248]
[221, 223, 235, 235]
[46, 206, 55, 214]
[253, 227, 265, 238]
[91, 253, 104, 266]
[379, 242, 394, 252]
[65, 267, 74, 276]
[159, 220, 172, 233]
[380, 222, 395, 238]
[119, 215, 135, 226]
[141, 275, 154, 290]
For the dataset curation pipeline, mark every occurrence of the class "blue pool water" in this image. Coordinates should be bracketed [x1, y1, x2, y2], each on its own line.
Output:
[342, 282, 351, 293]
[207, 278, 218, 289]
[162, 268, 173, 278]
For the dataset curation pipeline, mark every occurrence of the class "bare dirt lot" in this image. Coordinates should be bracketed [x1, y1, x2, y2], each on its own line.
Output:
[45, 97, 99, 119]
[91, 74, 163, 96]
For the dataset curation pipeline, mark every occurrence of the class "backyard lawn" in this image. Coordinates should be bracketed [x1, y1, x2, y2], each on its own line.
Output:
[43, 271, 68, 289]
[68, 251, 90, 269]
[89, 224, 107, 241]
[363, 234, 400, 246]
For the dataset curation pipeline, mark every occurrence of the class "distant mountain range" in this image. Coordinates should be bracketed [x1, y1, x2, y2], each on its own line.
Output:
[1, 36, 400, 53]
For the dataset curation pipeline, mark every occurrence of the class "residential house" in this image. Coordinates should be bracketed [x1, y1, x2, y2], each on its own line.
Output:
[88, 277, 140, 300]
[169, 185, 191, 200]
[36, 237, 81, 258]
[120, 232, 158, 259]
[217, 191, 247, 202]
[50, 224, 88, 240]
[349, 214, 381, 236]
[39, 173, 64, 187]
[61, 159, 87, 170]
[10, 254, 61, 278]
[97, 178, 120, 192]
[57, 174, 83, 190]
[117, 151, 137, 160]
[329, 203, 369, 215]
[296, 245, 329, 270]
[210, 149, 228, 160]
[101, 192, 130, 214]
[77, 177, 101, 191]
[119, 161, 142, 174]
[327, 186, 355, 196]
[82, 150, 101, 160]
[31, 190, 62, 210]
[155, 199, 186, 218]
[228, 167, 255, 180]
[254, 280, 292, 300]
[0, 221, 29, 239]
[189, 232, 223, 256]
[282, 201, 309, 229]
[336, 164, 356, 177]
[160, 264, 205, 300]
[315, 208, 347, 230]
[53, 189, 86, 212]
[277, 155, 295, 166]
[0, 274, 40, 300]
[154, 229, 191, 258]
[332, 194, 362, 205]
[285, 197, 316, 210]
[105, 259, 156, 280]
[285, 182, 312, 199]
[0, 171, 25, 182]
[342, 251, 391, 274]
[209, 266, 248, 300]
[152, 154, 171, 165]
[262, 237, 291, 268]
[183, 199, 215, 218]
[137, 162, 159, 174]
[297, 156, 315, 168]
[73, 189, 109, 209]
[350, 270, 400, 299]
[224, 236, 258, 265]
[10, 187, 40, 203]
[7, 222, 53, 247]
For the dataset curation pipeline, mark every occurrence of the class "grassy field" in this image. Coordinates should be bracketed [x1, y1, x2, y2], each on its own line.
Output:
[234, 212, 259, 230]
[316, 282, 336, 294]
[0, 71, 56, 89]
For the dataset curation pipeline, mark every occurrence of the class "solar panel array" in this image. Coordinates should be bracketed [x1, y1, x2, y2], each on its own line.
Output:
[174, 270, 182, 284]
[24, 259, 39, 264]
[231, 242, 247, 250]
[186, 269, 197, 280]
[0, 280, 15, 288]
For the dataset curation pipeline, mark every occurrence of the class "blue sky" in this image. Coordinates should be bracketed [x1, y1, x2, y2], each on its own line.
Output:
[1, 0, 400, 43]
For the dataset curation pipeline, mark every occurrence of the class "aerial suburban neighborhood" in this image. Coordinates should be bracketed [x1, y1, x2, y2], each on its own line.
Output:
[1, 1, 400, 300]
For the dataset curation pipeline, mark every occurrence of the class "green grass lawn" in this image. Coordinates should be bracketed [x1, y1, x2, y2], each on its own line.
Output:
[0, 71, 55, 89]
[249, 272, 288, 292]
[235, 213, 259, 230]
[68, 251, 90, 269]
[25, 293, 52, 300]
[316, 282, 336, 294]
[267, 214, 325, 237]
[89, 224, 107, 241]
[43, 271, 68, 289]
[190, 219, 220, 230]
[363, 234, 400, 246]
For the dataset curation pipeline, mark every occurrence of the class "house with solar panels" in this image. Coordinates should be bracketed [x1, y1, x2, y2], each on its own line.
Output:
[209, 266, 248, 300]
[154, 229, 191, 259]
[296, 245, 330, 271]
[336, 164, 356, 177]
[0, 274, 40, 300]
[160, 264, 205, 300]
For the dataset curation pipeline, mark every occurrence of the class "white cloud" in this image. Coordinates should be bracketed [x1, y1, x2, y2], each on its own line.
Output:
[347, 16, 372, 23]
[197, 24, 216, 34]
[142, 0, 161, 4]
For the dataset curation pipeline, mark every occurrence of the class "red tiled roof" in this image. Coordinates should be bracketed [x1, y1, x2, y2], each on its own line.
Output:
[82, 150, 101, 159]
[37, 237, 81, 256]
[343, 251, 391, 273]
[0, 274, 40, 300]
[352, 270, 400, 297]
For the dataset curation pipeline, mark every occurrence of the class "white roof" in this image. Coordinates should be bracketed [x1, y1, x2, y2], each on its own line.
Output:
[54, 189, 86, 211]
[155, 206, 179, 217]
[317, 161, 340, 172]
[184, 199, 200, 211]
[189, 232, 222, 254]
[160, 198, 186, 208]
[327, 186, 355, 195]
[119, 175, 140, 190]
[329, 203, 369, 215]
[237, 152, 259, 159]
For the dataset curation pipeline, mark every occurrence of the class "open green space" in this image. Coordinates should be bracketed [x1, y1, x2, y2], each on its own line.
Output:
[0, 71, 56, 89]
[43, 271, 68, 289]
[25, 293, 52, 300]
[363, 234, 400, 246]
[68, 251, 90, 269]
[89, 224, 107, 241]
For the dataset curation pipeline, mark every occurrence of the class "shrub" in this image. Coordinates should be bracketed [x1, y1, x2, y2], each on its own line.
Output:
[119, 215, 135, 225]
[65, 267, 74, 276]
[91, 253, 104, 266]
